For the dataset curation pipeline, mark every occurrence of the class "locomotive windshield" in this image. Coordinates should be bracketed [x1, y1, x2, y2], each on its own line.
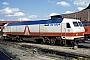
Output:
[78, 22, 83, 27]
[73, 22, 79, 27]
[73, 22, 83, 27]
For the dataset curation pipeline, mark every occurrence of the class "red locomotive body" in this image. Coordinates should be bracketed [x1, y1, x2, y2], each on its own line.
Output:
[82, 22, 90, 39]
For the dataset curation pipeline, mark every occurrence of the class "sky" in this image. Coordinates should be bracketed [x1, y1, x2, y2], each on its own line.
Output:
[0, 0, 90, 21]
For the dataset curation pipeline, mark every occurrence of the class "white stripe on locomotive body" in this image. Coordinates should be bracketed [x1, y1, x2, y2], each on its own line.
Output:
[3, 18, 85, 40]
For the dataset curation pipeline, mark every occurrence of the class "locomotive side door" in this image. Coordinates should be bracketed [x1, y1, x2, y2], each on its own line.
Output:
[61, 23, 66, 39]
[39, 24, 44, 36]
[66, 23, 71, 32]
[65, 23, 71, 40]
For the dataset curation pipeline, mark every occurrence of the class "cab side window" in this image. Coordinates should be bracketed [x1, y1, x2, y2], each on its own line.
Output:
[66, 23, 71, 28]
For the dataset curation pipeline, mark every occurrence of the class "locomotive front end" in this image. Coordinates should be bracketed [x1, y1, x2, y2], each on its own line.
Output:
[71, 20, 85, 45]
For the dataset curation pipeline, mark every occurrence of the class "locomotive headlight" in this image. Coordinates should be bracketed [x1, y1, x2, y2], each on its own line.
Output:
[76, 34, 78, 36]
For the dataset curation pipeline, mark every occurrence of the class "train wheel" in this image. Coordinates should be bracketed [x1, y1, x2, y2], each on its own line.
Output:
[42, 38, 46, 44]
[73, 42, 78, 49]
[44, 38, 50, 44]
[41, 38, 45, 44]
[16, 36, 20, 41]
[1, 36, 5, 41]
[35, 39, 42, 44]
[33, 39, 36, 43]
[35, 39, 39, 43]
[73, 45, 78, 49]
[70, 41, 74, 47]
[50, 38, 56, 45]
[81, 40, 85, 43]
[56, 40, 60, 45]
[46, 40, 49, 44]
[60, 40, 65, 46]
[19, 37, 23, 42]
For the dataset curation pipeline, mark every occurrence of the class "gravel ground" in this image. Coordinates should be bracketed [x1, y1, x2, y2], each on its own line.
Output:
[0, 41, 90, 60]
[0, 41, 63, 60]
[8, 47, 61, 60]
[17, 42, 90, 56]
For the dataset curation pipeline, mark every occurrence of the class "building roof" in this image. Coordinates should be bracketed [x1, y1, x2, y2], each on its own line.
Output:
[84, 4, 90, 10]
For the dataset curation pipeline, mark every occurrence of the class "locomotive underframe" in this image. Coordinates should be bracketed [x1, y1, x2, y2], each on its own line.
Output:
[1, 34, 85, 47]
[84, 34, 90, 40]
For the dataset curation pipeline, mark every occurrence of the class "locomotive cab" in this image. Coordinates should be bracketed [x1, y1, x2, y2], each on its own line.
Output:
[60, 18, 85, 45]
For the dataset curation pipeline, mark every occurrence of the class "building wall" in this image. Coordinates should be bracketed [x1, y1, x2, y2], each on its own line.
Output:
[62, 9, 90, 22]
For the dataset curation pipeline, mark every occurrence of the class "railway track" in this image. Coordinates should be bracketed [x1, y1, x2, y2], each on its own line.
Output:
[78, 40, 90, 48]
[0, 46, 13, 60]
[0, 51, 13, 60]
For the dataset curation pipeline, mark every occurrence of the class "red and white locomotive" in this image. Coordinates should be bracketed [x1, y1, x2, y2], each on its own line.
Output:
[82, 21, 90, 40]
[2, 16, 85, 46]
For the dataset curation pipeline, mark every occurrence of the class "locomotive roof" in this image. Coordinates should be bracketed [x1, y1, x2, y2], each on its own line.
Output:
[7, 18, 63, 26]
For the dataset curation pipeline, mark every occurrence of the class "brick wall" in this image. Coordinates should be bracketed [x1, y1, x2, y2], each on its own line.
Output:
[62, 9, 90, 22]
